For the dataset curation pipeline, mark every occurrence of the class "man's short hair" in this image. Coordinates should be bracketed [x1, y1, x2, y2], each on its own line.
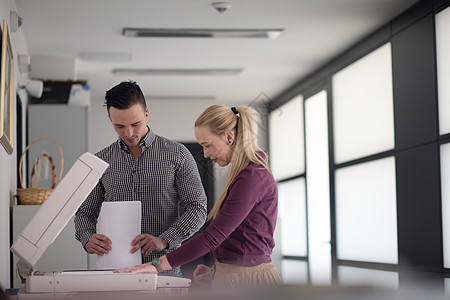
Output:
[104, 81, 147, 113]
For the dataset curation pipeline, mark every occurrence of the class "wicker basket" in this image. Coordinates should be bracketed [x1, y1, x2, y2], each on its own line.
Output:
[17, 137, 64, 205]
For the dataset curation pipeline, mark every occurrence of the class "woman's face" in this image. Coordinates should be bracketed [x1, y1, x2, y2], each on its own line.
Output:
[195, 125, 234, 167]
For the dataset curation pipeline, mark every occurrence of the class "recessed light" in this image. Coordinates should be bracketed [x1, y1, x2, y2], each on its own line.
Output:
[112, 68, 243, 76]
[122, 28, 283, 39]
[80, 52, 132, 62]
[146, 95, 216, 100]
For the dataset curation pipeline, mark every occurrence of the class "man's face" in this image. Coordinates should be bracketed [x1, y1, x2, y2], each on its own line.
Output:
[108, 103, 149, 148]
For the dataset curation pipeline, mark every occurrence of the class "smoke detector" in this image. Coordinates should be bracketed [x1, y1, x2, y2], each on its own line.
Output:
[212, 2, 231, 13]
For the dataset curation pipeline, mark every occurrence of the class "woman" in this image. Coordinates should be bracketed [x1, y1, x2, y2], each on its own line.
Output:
[116, 105, 282, 288]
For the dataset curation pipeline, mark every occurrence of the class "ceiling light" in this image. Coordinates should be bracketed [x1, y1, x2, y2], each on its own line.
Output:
[146, 95, 216, 101]
[122, 28, 283, 39]
[80, 52, 132, 62]
[112, 68, 243, 76]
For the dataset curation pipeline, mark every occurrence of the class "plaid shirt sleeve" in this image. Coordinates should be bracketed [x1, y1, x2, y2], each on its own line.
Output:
[74, 179, 105, 248]
[160, 144, 207, 248]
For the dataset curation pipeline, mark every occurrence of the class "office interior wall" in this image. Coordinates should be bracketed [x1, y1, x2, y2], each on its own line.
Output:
[0, 0, 30, 292]
[27, 105, 87, 179]
[87, 97, 117, 154]
[391, 7, 442, 273]
[147, 100, 215, 142]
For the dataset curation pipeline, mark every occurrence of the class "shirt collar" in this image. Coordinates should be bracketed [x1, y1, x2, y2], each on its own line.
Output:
[118, 126, 155, 151]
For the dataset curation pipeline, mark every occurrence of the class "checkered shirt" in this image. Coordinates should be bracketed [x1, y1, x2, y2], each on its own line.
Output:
[75, 127, 207, 275]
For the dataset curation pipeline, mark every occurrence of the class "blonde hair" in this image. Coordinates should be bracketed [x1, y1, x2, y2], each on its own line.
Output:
[195, 105, 270, 220]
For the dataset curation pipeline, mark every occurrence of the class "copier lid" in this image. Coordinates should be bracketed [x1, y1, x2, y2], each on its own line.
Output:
[10, 152, 109, 269]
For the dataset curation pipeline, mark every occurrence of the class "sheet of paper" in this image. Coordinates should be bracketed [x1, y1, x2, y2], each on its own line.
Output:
[96, 201, 142, 269]
[62, 270, 114, 275]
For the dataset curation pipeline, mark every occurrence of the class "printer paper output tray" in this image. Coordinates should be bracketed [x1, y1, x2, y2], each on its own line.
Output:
[24, 271, 190, 293]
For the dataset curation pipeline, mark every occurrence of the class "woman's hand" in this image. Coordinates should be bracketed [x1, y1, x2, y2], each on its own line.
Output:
[193, 264, 213, 286]
[113, 262, 157, 274]
[114, 255, 172, 274]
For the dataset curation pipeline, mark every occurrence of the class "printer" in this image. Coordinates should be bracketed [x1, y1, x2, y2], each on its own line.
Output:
[10, 152, 191, 298]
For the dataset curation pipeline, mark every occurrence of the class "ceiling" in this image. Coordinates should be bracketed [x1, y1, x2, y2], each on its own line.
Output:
[15, 0, 419, 106]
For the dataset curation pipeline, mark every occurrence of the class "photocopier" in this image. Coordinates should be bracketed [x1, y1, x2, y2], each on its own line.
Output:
[10, 152, 191, 299]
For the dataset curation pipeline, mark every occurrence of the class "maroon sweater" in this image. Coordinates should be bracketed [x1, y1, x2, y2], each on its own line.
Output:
[166, 159, 278, 267]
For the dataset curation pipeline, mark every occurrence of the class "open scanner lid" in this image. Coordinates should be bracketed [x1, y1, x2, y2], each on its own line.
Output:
[10, 152, 109, 273]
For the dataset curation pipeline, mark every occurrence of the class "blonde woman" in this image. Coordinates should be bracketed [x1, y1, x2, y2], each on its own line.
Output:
[117, 105, 282, 288]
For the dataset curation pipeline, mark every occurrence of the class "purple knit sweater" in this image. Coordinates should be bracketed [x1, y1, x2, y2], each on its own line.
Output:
[166, 159, 278, 267]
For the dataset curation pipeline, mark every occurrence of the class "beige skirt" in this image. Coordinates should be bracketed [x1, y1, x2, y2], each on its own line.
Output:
[211, 261, 282, 288]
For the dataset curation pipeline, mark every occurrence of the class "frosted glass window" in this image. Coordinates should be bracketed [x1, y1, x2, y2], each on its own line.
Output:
[445, 278, 450, 295]
[436, 7, 450, 135]
[332, 43, 395, 164]
[269, 95, 304, 181]
[338, 266, 399, 289]
[278, 178, 307, 256]
[335, 157, 398, 264]
[282, 260, 308, 284]
[305, 91, 331, 285]
[441, 143, 450, 268]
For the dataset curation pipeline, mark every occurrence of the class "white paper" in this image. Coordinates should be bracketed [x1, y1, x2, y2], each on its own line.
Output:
[96, 201, 142, 269]
[62, 270, 114, 275]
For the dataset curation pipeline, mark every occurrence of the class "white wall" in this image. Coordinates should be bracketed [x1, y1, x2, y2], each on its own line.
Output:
[0, 0, 30, 291]
[87, 97, 117, 153]
[148, 99, 216, 142]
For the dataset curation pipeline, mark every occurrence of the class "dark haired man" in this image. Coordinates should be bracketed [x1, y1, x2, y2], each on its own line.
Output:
[75, 81, 207, 276]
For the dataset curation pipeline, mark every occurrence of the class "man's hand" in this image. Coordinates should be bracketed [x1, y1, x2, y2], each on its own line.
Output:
[193, 264, 213, 286]
[85, 234, 111, 255]
[130, 234, 168, 257]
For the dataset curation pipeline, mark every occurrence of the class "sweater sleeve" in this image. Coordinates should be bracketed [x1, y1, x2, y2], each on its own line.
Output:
[166, 168, 263, 268]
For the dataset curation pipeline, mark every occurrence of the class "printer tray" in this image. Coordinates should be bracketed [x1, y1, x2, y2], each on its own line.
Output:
[25, 271, 190, 293]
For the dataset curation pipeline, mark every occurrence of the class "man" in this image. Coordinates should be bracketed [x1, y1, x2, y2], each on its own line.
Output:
[75, 81, 207, 276]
